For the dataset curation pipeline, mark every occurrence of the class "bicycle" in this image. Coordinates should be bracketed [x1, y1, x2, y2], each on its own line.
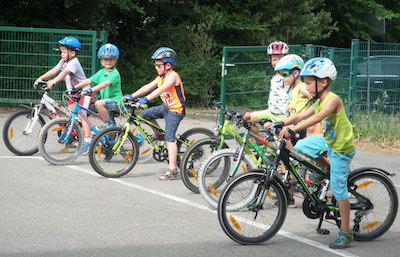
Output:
[2, 81, 70, 156]
[217, 123, 398, 245]
[88, 99, 214, 178]
[180, 102, 261, 193]
[38, 91, 119, 165]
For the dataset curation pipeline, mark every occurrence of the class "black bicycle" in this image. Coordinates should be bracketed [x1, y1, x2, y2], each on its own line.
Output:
[218, 123, 398, 245]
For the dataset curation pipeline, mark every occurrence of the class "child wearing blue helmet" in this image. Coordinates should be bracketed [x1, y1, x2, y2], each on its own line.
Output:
[123, 47, 186, 180]
[278, 57, 356, 249]
[74, 43, 123, 154]
[34, 36, 90, 111]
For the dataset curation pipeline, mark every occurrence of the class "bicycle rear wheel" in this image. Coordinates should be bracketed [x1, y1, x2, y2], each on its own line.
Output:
[347, 169, 398, 241]
[177, 127, 214, 157]
[2, 109, 46, 156]
[218, 172, 287, 245]
[89, 127, 139, 178]
[180, 137, 228, 193]
[198, 148, 257, 209]
[38, 117, 83, 165]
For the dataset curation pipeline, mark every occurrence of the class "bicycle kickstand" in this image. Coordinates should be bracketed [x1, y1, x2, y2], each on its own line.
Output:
[316, 211, 330, 235]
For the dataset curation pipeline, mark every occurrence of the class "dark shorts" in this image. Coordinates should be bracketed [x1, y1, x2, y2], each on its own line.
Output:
[141, 104, 185, 142]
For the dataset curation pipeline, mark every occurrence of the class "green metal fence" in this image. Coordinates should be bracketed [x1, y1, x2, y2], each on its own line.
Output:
[0, 26, 107, 104]
[220, 40, 400, 138]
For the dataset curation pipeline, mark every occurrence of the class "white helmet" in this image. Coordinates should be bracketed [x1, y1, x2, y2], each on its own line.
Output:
[274, 54, 304, 71]
[300, 57, 337, 80]
[266, 41, 289, 55]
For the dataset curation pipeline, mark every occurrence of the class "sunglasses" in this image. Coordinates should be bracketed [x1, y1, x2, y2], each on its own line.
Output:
[279, 71, 292, 78]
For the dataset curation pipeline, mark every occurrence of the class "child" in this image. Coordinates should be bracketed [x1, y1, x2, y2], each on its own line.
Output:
[278, 57, 356, 249]
[123, 47, 186, 180]
[74, 43, 123, 154]
[34, 36, 91, 111]
[244, 41, 290, 137]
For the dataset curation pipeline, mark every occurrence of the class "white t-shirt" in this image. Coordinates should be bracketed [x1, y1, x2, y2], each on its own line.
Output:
[267, 74, 291, 115]
[55, 58, 89, 91]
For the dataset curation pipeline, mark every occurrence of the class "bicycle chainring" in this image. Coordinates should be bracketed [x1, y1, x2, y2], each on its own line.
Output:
[153, 147, 168, 162]
[302, 197, 322, 219]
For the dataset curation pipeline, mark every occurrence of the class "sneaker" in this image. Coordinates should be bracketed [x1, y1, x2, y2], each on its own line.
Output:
[287, 199, 297, 208]
[329, 230, 353, 249]
[159, 168, 178, 180]
[81, 142, 91, 154]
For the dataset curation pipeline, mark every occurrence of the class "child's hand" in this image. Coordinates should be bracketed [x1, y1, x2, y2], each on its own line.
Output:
[279, 128, 290, 139]
[263, 121, 272, 130]
[121, 94, 133, 102]
[137, 97, 148, 105]
[46, 80, 56, 89]
[243, 112, 251, 121]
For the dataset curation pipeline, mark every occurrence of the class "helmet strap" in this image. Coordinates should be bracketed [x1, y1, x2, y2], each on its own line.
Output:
[312, 77, 328, 100]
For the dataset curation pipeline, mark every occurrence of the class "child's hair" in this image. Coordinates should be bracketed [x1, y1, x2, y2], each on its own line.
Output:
[97, 43, 120, 59]
[58, 36, 81, 53]
[151, 47, 177, 65]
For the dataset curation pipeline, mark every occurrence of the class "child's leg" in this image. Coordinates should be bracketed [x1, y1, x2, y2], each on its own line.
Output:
[162, 110, 185, 173]
[95, 100, 110, 122]
[141, 105, 166, 137]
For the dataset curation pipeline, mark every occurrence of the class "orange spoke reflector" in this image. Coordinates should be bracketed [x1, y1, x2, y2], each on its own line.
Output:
[9, 128, 14, 139]
[189, 139, 195, 145]
[229, 215, 241, 231]
[124, 151, 132, 162]
[363, 221, 380, 230]
[97, 144, 102, 158]
[358, 181, 373, 189]
[191, 169, 198, 180]
[242, 165, 248, 173]
[52, 127, 63, 132]
[59, 145, 71, 152]
[131, 128, 136, 133]
[208, 183, 219, 197]
[267, 191, 273, 199]
[141, 148, 152, 155]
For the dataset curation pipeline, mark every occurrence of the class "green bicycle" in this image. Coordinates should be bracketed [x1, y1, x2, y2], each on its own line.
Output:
[88, 99, 214, 178]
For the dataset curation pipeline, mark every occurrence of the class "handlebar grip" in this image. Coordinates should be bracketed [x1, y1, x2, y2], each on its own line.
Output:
[286, 127, 301, 139]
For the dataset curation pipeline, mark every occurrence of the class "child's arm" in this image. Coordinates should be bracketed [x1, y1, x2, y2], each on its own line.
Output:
[299, 84, 312, 99]
[46, 69, 73, 89]
[145, 73, 177, 101]
[34, 68, 59, 86]
[131, 77, 158, 98]
[74, 78, 92, 90]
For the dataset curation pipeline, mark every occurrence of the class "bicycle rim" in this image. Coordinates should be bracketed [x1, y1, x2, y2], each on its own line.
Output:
[218, 172, 287, 245]
[38, 117, 82, 165]
[89, 128, 139, 178]
[348, 171, 398, 241]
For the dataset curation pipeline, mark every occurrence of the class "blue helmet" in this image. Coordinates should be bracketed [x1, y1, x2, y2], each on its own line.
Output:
[300, 57, 337, 80]
[98, 43, 120, 59]
[58, 36, 81, 51]
[151, 47, 177, 65]
[274, 54, 304, 71]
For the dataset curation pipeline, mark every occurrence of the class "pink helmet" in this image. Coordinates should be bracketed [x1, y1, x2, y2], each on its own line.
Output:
[266, 41, 289, 55]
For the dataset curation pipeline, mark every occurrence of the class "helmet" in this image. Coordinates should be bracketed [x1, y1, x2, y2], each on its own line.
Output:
[151, 47, 177, 65]
[300, 57, 337, 80]
[266, 41, 289, 55]
[274, 54, 304, 71]
[98, 43, 120, 59]
[58, 36, 81, 51]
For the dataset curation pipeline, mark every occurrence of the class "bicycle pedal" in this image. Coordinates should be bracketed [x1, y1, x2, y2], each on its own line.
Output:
[316, 228, 330, 235]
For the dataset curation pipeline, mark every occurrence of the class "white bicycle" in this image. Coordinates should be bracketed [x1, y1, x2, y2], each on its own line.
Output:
[2, 81, 70, 156]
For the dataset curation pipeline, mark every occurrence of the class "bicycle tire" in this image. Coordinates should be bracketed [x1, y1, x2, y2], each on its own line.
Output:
[38, 117, 83, 165]
[198, 148, 257, 209]
[2, 109, 46, 156]
[180, 137, 228, 193]
[176, 127, 214, 165]
[88, 127, 139, 178]
[218, 172, 287, 245]
[346, 170, 398, 241]
[131, 122, 157, 164]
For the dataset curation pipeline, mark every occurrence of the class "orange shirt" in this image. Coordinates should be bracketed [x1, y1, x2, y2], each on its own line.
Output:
[157, 70, 186, 114]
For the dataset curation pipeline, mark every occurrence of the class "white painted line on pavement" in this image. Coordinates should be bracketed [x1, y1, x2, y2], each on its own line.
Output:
[66, 164, 360, 257]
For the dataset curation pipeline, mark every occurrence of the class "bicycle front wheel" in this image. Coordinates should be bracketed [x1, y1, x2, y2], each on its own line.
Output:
[89, 127, 139, 178]
[38, 117, 83, 165]
[198, 148, 257, 209]
[177, 127, 214, 157]
[218, 172, 287, 245]
[347, 169, 398, 241]
[2, 109, 46, 156]
[180, 137, 228, 193]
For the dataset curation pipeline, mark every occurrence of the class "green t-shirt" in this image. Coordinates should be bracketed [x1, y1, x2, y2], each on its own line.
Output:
[314, 91, 355, 155]
[90, 68, 123, 103]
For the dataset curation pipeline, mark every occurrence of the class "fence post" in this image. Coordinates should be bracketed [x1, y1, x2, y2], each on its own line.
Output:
[220, 47, 228, 125]
[305, 44, 315, 59]
[348, 39, 359, 118]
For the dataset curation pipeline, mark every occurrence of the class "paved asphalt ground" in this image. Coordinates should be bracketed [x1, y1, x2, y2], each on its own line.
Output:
[0, 110, 399, 257]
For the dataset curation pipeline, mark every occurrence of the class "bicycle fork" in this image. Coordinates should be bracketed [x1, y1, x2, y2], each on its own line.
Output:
[113, 123, 131, 154]
[23, 104, 43, 135]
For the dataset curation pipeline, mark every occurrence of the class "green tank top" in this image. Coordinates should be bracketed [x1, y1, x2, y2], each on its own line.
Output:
[288, 82, 310, 115]
[314, 92, 355, 155]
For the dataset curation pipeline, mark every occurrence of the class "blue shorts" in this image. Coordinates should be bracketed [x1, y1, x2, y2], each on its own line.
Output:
[294, 135, 356, 201]
[141, 104, 185, 142]
[103, 99, 120, 111]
